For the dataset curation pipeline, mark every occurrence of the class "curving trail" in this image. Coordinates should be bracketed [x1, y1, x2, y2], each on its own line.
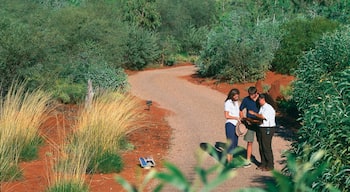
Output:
[129, 65, 291, 191]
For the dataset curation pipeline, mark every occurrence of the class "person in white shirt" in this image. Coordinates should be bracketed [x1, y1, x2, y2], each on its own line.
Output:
[224, 88, 241, 164]
[248, 93, 276, 171]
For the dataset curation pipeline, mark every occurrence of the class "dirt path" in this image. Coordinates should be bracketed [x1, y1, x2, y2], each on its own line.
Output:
[129, 65, 292, 191]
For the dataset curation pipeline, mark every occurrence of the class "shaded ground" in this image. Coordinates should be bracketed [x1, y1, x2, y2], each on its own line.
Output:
[1, 63, 297, 192]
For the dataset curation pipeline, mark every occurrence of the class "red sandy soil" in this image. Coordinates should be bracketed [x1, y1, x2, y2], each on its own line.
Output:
[0, 63, 294, 192]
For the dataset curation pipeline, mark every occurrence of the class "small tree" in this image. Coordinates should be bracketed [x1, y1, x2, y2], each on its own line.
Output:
[272, 16, 339, 75]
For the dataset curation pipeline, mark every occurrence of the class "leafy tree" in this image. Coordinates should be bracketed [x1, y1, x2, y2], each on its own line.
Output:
[0, 0, 131, 102]
[292, 26, 350, 191]
[155, 0, 217, 53]
[118, 0, 161, 30]
[272, 16, 339, 74]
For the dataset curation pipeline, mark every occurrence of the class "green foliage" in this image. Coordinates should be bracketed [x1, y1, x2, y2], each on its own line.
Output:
[292, 26, 350, 191]
[196, 12, 280, 83]
[181, 26, 209, 56]
[268, 149, 341, 192]
[123, 26, 161, 70]
[88, 151, 124, 174]
[119, 0, 161, 30]
[46, 181, 89, 192]
[157, 35, 181, 66]
[116, 147, 342, 192]
[272, 17, 339, 74]
[116, 147, 241, 192]
[155, 0, 217, 53]
[0, 1, 129, 102]
[52, 79, 86, 104]
[20, 136, 44, 161]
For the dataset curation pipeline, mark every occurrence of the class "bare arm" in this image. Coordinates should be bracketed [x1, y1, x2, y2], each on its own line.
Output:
[225, 111, 240, 120]
[248, 110, 265, 120]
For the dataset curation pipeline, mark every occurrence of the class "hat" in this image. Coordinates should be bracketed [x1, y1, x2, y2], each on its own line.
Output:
[236, 121, 248, 137]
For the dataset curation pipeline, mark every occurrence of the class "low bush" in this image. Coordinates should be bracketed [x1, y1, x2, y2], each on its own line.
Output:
[88, 151, 124, 174]
[196, 12, 280, 83]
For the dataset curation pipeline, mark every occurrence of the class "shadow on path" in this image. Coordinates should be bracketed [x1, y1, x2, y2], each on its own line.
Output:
[199, 142, 260, 168]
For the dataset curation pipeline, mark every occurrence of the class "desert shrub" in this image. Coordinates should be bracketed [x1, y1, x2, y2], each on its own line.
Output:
[122, 25, 161, 70]
[181, 25, 209, 55]
[196, 12, 280, 83]
[51, 79, 86, 104]
[86, 64, 129, 92]
[291, 26, 350, 191]
[157, 35, 181, 66]
[88, 151, 124, 174]
[272, 16, 339, 75]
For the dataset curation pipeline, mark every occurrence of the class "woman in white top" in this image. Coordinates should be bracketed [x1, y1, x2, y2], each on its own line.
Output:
[248, 93, 276, 171]
[224, 88, 241, 163]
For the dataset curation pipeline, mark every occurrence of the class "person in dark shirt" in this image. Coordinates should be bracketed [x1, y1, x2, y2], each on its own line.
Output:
[239, 86, 260, 168]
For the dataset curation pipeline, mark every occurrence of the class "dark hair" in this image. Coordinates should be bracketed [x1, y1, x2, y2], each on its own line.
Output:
[225, 88, 240, 101]
[259, 93, 277, 109]
[248, 86, 257, 95]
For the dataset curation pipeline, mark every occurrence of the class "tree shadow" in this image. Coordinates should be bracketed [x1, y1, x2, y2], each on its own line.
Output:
[275, 115, 299, 142]
[199, 142, 261, 168]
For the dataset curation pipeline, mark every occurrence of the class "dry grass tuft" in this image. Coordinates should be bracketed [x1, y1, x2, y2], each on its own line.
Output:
[0, 82, 52, 182]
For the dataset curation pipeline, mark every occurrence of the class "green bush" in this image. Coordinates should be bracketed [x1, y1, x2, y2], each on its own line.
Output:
[52, 79, 86, 104]
[292, 26, 350, 191]
[272, 17, 339, 75]
[122, 25, 161, 70]
[196, 12, 280, 83]
[88, 151, 124, 174]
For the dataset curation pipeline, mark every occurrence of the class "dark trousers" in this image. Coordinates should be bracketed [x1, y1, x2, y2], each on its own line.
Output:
[225, 122, 238, 154]
[256, 127, 275, 169]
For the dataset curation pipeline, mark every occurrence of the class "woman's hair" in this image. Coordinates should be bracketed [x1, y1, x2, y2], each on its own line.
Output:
[225, 88, 240, 101]
[259, 93, 277, 109]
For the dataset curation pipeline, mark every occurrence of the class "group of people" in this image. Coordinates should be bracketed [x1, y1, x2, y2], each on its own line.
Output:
[224, 86, 276, 171]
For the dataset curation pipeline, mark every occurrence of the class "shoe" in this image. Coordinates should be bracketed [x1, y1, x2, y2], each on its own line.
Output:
[243, 162, 252, 168]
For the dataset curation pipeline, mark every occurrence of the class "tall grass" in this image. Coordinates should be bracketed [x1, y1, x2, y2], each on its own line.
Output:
[0, 82, 52, 182]
[47, 91, 144, 190]
[46, 142, 91, 192]
[75, 92, 143, 155]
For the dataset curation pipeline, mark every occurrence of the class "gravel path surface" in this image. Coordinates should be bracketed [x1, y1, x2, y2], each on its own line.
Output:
[129, 65, 292, 191]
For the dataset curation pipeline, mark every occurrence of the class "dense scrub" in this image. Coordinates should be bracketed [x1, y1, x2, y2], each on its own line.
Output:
[292, 26, 350, 191]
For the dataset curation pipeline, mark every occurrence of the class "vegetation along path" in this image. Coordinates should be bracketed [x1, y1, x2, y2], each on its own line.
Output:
[129, 65, 293, 191]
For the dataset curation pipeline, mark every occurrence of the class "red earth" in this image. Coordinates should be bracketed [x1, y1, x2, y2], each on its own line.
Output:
[1, 63, 294, 192]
